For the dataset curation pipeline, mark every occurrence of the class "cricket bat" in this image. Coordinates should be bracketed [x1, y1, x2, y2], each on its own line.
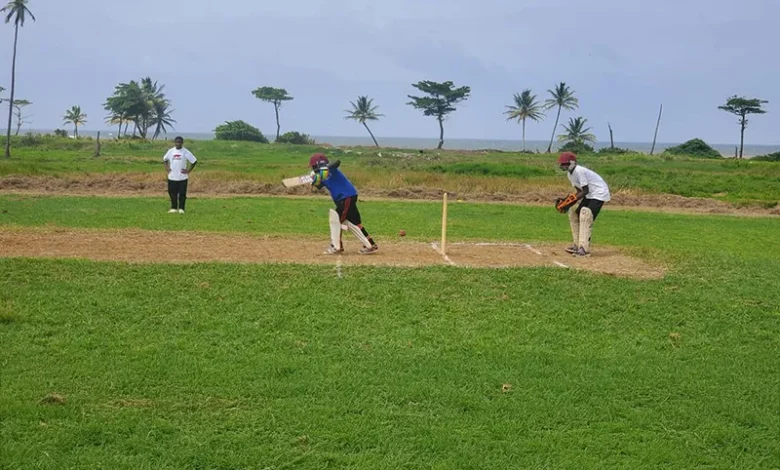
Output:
[282, 174, 314, 188]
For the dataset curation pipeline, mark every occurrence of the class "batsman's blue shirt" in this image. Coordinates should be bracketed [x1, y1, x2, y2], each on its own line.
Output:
[314, 167, 358, 203]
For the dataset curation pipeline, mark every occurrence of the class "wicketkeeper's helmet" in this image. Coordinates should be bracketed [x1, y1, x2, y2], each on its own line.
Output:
[309, 153, 329, 169]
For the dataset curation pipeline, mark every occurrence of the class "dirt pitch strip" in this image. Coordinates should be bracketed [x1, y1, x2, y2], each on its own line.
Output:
[0, 228, 665, 279]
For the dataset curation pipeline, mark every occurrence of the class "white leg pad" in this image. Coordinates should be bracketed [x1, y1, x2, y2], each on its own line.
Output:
[578, 207, 594, 252]
[568, 207, 580, 247]
[328, 209, 342, 249]
[346, 221, 371, 248]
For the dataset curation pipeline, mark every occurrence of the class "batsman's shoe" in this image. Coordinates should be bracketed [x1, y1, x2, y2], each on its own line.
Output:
[565, 245, 577, 254]
[178, 209, 185, 214]
[323, 245, 344, 255]
[359, 245, 379, 255]
[573, 247, 590, 257]
[168, 209, 178, 213]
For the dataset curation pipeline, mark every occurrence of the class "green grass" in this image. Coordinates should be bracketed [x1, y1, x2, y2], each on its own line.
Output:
[1, 138, 779, 206]
[2, 193, 780, 468]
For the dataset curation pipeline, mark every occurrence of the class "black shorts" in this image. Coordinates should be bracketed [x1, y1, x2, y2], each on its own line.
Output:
[335, 195, 362, 225]
[576, 198, 605, 220]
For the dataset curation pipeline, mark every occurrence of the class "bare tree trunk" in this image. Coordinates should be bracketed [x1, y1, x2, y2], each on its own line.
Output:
[4, 25, 19, 158]
[437, 116, 444, 149]
[739, 117, 746, 159]
[74, 124, 79, 138]
[363, 122, 379, 147]
[650, 103, 663, 155]
[14, 106, 21, 136]
[522, 118, 526, 151]
[608, 122, 614, 148]
[547, 105, 561, 153]
[93, 131, 101, 157]
[274, 102, 281, 141]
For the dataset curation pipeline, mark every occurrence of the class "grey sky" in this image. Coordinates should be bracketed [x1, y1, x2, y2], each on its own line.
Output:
[2, 0, 777, 144]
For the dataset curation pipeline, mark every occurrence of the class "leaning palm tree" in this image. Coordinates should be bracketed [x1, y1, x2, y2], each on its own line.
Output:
[544, 82, 578, 153]
[63, 105, 87, 138]
[557, 117, 596, 145]
[150, 99, 176, 140]
[504, 90, 545, 151]
[344, 96, 383, 147]
[2, 0, 35, 158]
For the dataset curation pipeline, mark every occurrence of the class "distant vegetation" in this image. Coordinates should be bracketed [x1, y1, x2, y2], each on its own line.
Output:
[663, 138, 722, 159]
[275, 131, 315, 145]
[214, 120, 268, 143]
[753, 151, 780, 162]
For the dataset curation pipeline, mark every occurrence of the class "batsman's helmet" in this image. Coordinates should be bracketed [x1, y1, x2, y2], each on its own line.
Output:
[309, 153, 329, 169]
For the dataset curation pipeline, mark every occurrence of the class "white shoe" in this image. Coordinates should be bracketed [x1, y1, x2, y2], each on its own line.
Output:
[168, 209, 177, 213]
[359, 245, 378, 255]
[323, 245, 344, 255]
[178, 209, 185, 214]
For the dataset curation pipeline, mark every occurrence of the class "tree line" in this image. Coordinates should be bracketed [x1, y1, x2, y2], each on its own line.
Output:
[0, 0, 772, 159]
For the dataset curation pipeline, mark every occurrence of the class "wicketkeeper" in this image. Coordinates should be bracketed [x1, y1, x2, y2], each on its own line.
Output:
[309, 153, 379, 255]
[555, 152, 611, 257]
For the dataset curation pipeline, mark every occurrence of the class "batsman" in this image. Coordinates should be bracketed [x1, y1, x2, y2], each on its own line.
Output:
[308, 153, 379, 255]
[555, 152, 611, 257]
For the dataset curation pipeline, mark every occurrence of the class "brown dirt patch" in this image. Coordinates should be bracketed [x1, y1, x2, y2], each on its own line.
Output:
[0, 228, 664, 279]
[0, 174, 775, 217]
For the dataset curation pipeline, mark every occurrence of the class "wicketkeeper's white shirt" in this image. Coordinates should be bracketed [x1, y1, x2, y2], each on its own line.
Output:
[163, 147, 197, 181]
[568, 165, 611, 201]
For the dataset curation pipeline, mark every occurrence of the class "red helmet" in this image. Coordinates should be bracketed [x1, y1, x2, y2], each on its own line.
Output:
[557, 152, 577, 165]
[309, 153, 329, 169]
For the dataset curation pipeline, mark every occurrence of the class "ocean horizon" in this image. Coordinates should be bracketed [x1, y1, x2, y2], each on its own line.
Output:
[27, 129, 780, 157]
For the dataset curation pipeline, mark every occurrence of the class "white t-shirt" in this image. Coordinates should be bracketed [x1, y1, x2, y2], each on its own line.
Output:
[568, 165, 611, 202]
[163, 147, 197, 181]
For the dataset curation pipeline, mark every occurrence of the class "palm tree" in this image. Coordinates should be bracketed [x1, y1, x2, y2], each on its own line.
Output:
[544, 82, 578, 153]
[344, 96, 383, 147]
[2, 0, 35, 158]
[151, 99, 176, 140]
[63, 105, 87, 138]
[557, 117, 596, 145]
[504, 90, 545, 151]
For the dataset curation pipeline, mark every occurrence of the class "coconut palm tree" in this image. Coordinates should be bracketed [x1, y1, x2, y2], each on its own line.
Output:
[504, 90, 545, 151]
[63, 105, 87, 138]
[151, 99, 176, 140]
[544, 82, 578, 153]
[2, 0, 35, 158]
[557, 117, 596, 145]
[344, 96, 383, 147]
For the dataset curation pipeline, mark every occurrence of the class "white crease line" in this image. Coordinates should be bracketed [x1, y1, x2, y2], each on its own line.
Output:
[336, 259, 343, 278]
[430, 242, 456, 266]
[524, 244, 543, 256]
[553, 261, 569, 268]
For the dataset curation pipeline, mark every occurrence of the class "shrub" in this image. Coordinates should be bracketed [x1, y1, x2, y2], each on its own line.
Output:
[275, 131, 315, 145]
[53, 129, 68, 138]
[597, 146, 631, 155]
[663, 138, 722, 159]
[214, 120, 269, 143]
[558, 141, 595, 154]
[752, 151, 780, 162]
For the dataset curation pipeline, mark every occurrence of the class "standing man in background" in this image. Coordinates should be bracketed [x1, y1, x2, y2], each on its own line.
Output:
[163, 136, 197, 214]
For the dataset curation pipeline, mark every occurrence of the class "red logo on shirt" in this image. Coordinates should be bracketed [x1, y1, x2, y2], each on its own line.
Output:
[173, 153, 182, 160]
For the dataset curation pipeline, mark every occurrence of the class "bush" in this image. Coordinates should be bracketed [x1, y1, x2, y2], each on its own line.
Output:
[597, 146, 631, 155]
[558, 141, 595, 154]
[275, 131, 315, 145]
[663, 138, 722, 159]
[214, 120, 269, 143]
[752, 151, 780, 162]
[53, 129, 68, 138]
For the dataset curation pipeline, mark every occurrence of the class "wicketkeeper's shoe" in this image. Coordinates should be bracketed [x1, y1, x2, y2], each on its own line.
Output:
[323, 245, 344, 255]
[565, 245, 577, 254]
[168, 209, 178, 213]
[573, 247, 590, 257]
[359, 245, 379, 255]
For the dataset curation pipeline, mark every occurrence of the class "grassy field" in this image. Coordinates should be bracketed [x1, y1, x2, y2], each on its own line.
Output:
[1, 194, 779, 468]
[1, 137, 779, 207]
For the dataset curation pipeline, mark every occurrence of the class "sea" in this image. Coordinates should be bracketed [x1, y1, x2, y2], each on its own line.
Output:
[31, 130, 780, 157]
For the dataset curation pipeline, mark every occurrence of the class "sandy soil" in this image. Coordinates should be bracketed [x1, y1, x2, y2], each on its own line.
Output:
[0, 228, 665, 280]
